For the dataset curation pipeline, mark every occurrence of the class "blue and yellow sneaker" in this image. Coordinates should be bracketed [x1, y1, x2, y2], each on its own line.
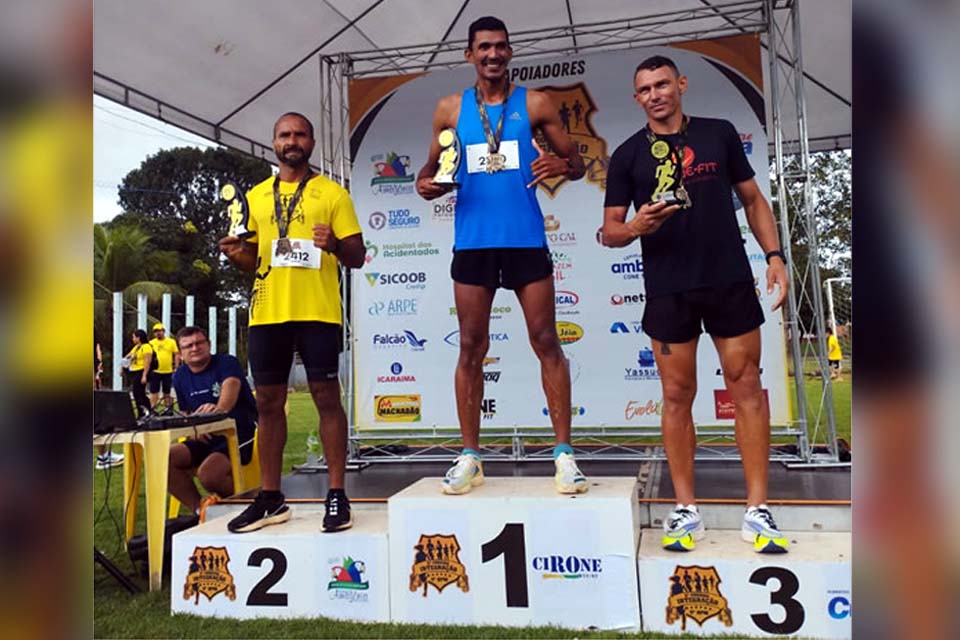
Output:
[742, 504, 789, 553]
[441, 453, 484, 495]
[662, 504, 705, 551]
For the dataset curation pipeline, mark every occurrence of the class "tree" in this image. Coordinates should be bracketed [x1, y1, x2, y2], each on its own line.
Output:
[114, 146, 272, 307]
[771, 150, 851, 332]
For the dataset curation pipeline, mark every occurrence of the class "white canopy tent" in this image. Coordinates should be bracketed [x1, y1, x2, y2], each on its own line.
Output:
[94, 0, 849, 161]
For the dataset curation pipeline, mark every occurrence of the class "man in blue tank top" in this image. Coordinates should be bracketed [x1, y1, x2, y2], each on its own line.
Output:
[416, 16, 588, 496]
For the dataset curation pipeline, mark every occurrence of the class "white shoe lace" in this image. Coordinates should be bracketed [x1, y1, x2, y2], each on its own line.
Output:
[667, 506, 699, 530]
[748, 506, 778, 530]
[555, 453, 584, 480]
[445, 455, 476, 481]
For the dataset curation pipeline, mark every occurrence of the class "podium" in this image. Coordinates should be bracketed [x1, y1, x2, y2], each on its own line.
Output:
[637, 529, 851, 639]
[388, 477, 641, 631]
[170, 510, 390, 621]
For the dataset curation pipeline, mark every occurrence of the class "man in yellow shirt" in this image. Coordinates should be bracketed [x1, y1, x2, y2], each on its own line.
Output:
[219, 112, 366, 534]
[148, 322, 180, 410]
[827, 326, 843, 381]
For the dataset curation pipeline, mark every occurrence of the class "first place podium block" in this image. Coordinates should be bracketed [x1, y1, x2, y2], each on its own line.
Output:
[171, 509, 390, 621]
[388, 477, 641, 631]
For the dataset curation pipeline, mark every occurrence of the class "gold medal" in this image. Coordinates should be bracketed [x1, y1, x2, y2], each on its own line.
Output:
[276, 238, 292, 255]
[486, 153, 506, 173]
[651, 140, 670, 159]
[220, 183, 236, 200]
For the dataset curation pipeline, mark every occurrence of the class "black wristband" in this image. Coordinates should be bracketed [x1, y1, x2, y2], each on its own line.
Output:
[765, 249, 786, 265]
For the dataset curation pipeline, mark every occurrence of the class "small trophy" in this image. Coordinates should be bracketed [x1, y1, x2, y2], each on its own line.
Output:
[221, 181, 254, 238]
[432, 128, 461, 187]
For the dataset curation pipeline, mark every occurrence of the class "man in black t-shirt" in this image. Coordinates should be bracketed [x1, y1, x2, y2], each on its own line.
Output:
[602, 56, 790, 554]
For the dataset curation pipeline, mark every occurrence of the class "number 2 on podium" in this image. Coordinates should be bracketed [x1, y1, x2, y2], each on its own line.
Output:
[481, 523, 529, 608]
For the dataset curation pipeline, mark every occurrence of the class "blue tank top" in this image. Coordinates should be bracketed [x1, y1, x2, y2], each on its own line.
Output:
[453, 86, 546, 250]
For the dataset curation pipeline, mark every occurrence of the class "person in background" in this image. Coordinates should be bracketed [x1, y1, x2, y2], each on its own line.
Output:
[148, 322, 180, 411]
[121, 329, 153, 418]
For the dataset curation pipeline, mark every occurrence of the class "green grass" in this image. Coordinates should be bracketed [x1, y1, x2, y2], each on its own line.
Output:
[95, 386, 852, 637]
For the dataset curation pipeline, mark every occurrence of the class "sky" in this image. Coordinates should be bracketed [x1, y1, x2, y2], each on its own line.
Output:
[93, 94, 220, 223]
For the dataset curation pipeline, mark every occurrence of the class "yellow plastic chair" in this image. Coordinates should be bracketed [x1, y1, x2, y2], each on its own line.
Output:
[168, 431, 261, 518]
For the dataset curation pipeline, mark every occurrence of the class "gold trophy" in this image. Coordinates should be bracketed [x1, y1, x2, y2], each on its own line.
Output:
[432, 128, 461, 188]
[221, 181, 254, 238]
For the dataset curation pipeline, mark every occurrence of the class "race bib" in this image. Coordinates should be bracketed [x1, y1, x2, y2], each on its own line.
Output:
[465, 140, 520, 173]
[271, 238, 321, 269]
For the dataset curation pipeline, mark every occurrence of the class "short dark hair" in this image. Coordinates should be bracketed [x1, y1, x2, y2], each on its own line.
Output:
[468, 16, 509, 49]
[273, 112, 314, 139]
[634, 55, 680, 81]
[176, 325, 208, 345]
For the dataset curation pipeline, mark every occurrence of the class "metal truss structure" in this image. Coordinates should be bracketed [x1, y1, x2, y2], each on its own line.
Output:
[303, 0, 844, 468]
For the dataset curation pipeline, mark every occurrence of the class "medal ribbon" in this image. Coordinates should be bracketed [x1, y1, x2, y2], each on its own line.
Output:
[272, 172, 313, 239]
[474, 81, 512, 154]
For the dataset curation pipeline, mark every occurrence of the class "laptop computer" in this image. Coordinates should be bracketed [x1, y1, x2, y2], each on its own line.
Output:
[94, 390, 138, 434]
[94, 390, 229, 433]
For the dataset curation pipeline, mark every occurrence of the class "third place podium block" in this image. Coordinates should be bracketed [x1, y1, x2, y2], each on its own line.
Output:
[388, 476, 641, 631]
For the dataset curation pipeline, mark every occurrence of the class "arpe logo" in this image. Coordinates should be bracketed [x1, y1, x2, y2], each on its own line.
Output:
[367, 298, 417, 316]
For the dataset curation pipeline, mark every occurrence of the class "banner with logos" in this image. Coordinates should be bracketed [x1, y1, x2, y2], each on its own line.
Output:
[349, 35, 789, 430]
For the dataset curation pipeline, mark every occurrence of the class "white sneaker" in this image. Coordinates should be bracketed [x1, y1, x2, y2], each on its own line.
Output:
[554, 452, 588, 494]
[441, 454, 484, 495]
[662, 504, 705, 551]
[95, 451, 124, 470]
[742, 504, 789, 553]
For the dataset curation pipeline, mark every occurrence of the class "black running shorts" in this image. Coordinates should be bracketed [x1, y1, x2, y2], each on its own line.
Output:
[183, 434, 254, 466]
[147, 371, 172, 394]
[642, 281, 765, 343]
[248, 321, 341, 385]
[450, 247, 553, 290]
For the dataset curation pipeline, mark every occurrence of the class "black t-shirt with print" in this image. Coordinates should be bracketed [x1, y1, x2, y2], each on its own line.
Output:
[604, 116, 756, 298]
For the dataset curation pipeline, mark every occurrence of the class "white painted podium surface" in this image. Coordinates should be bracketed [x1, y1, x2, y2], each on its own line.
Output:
[170, 510, 390, 621]
[637, 529, 851, 639]
[388, 477, 641, 631]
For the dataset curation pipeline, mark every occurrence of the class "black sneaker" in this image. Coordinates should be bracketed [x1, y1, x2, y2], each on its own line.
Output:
[227, 492, 291, 533]
[322, 490, 353, 532]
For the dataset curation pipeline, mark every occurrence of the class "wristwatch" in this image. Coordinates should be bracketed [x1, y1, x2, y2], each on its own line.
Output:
[765, 249, 786, 264]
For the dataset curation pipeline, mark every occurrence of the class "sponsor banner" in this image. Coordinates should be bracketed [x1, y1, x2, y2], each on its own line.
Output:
[713, 388, 769, 420]
[374, 394, 422, 422]
[352, 39, 788, 430]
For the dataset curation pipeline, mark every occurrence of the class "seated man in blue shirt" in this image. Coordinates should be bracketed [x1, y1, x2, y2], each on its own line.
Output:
[168, 326, 258, 514]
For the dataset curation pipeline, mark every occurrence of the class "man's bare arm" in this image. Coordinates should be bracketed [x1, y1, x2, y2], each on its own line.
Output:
[527, 90, 585, 184]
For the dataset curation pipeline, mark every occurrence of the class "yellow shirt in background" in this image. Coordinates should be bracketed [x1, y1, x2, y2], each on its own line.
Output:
[149, 336, 179, 373]
[244, 174, 362, 326]
[127, 343, 154, 372]
[827, 334, 842, 361]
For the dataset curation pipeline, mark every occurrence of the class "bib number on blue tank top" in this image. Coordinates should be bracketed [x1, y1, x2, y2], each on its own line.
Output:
[466, 140, 520, 173]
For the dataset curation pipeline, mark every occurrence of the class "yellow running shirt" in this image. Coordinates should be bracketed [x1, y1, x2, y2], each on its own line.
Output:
[245, 174, 362, 326]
